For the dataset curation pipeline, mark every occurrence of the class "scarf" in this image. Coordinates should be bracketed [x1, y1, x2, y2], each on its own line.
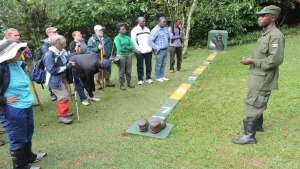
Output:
[49, 46, 68, 65]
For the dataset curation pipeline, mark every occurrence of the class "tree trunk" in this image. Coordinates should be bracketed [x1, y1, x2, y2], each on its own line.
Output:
[182, 0, 197, 58]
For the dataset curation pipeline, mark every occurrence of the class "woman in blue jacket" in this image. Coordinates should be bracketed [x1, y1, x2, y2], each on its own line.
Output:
[43, 35, 74, 124]
[0, 40, 46, 169]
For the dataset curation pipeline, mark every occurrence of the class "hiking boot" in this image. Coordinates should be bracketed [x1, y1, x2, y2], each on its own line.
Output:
[96, 81, 102, 90]
[50, 95, 57, 101]
[59, 117, 73, 124]
[127, 82, 135, 88]
[57, 112, 73, 117]
[81, 100, 90, 106]
[32, 153, 47, 163]
[105, 79, 115, 87]
[120, 83, 126, 91]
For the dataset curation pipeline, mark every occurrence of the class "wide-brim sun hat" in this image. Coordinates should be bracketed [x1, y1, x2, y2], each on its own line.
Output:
[0, 40, 27, 63]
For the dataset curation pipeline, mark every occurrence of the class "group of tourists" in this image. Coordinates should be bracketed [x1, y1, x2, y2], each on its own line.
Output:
[0, 16, 185, 168]
[0, 4, 286, 168]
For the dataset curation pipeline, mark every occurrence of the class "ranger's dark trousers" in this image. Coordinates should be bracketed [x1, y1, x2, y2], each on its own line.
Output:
[245, 88, 271, 120]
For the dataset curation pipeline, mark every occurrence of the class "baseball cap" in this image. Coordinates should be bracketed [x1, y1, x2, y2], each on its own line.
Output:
[256, 5, 281, 19]
[94, 25, 103, 31]
[98, 59, 111, 69]
[46, 27, 58, 34]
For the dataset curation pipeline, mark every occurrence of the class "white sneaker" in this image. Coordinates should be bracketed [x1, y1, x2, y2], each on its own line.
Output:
[138, 80, 144, 85]
[89, 96, 101, 101]
[156, 78, 164, 82]
[81, 100, 89, 106]
[162, 77, 169, 81]
[146, 79, 153, 84]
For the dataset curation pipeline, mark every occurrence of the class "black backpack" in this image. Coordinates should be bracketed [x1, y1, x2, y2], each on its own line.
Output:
[33, 46, 43, 62]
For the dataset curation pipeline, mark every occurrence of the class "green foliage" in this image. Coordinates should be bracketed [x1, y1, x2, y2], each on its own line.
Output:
[190, 0, 259, 47]
[228, 25, 300, 46]
[0, 0, 50, 48]
[0, 0, 298, 49]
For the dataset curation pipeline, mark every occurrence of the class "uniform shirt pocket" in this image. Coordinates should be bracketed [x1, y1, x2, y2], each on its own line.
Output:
[247, 70, 266, 89]
[258, 43, 268, 54]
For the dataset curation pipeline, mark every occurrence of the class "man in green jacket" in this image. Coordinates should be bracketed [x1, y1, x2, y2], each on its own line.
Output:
[232, 5, 285, 144]
[87, 25, 115, 89]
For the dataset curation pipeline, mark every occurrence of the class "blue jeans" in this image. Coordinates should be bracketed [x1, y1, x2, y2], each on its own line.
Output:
[155, 49, 168, 79]
[74, 77, 94, 102]
[0, 106, 34, 151]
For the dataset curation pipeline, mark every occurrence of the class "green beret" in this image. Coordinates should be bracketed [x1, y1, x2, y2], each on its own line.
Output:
[256, 5, 281, 19]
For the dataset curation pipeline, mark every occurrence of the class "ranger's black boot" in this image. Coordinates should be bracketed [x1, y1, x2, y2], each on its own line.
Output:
[256, 114, 264, 132]
[233, 120, 257, 144]
[241, 114, 264, 132]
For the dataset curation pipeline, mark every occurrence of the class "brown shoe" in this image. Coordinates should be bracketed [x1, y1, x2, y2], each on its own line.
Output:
[120, 83, 126, 90]
[105, 79, 116, 87]
[96, 81, 102, 90]
[177, 69, 185, 72]
[127, 82, 135, 88]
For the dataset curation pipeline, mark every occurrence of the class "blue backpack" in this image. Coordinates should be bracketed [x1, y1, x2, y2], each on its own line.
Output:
[30, 57, 46, 87]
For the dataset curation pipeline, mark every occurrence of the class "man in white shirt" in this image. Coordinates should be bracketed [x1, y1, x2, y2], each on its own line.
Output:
[131, 17, 153, 85]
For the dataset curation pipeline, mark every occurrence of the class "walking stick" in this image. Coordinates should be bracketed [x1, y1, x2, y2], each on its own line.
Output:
[68, 83, 72, 101]
[29, 77, 43, 111]
[100, 49, 105, 91]
[71, 68, 80, 123]
[21, 53, 43, 111]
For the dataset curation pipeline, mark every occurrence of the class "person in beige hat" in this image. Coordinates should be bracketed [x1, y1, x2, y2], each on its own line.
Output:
[0, 40, 46, 169]
[233, 5, 285, 144]
[87, 24, 115, 90]
[41, 27, 59, 101]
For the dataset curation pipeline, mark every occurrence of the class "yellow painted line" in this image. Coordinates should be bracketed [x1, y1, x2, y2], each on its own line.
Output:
[169, 83, 191, 100]
[206, 53, 217, 60]
[193, 66, 207, 74]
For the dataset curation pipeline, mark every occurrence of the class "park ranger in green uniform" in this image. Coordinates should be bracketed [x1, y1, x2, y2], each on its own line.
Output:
[232, 5, 285, 144]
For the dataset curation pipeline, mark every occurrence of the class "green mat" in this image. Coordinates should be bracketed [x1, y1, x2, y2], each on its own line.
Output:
[126, 120, 174, 139]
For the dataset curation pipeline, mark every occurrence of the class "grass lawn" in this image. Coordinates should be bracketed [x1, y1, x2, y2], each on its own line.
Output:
[1, 34, 300, 168]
